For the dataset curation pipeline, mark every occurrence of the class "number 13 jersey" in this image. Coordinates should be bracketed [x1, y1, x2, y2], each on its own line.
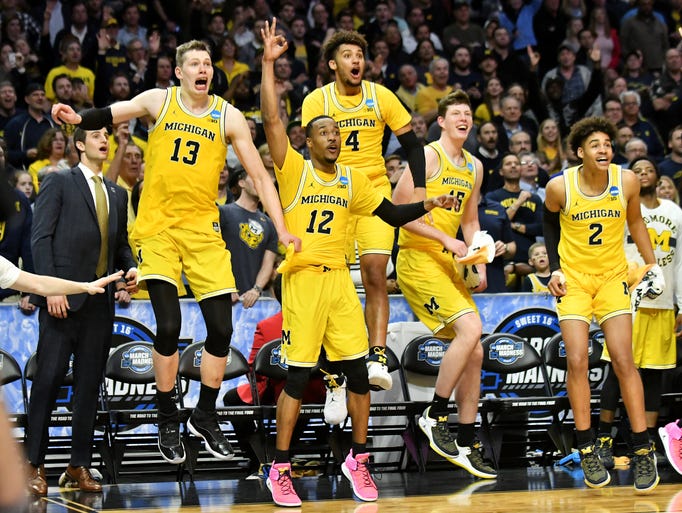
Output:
[134, 87, 228, 239]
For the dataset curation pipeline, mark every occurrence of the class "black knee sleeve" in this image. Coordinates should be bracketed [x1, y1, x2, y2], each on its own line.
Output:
[284, 365, 312, 400]
[154, 318, 181, 356]
[200, 295, 233, 358]
[599, 364, 621, 411]
[641, 368, 663, 412]
[342, 357, 370, 395]
[148, 280, 181, 357]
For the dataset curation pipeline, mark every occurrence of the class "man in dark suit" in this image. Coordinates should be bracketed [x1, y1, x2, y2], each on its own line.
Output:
[26, 127, 137, 496]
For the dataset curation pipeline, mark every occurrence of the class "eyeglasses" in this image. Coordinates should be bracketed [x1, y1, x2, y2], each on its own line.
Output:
[520, 160, 538, 166]
[622, 101, 638, 106]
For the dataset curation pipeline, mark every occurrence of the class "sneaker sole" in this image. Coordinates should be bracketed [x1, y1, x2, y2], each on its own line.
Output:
[634, 474, 660, 494]
[417, 416, 459, 460]
[447, 453, 498, 479]
[584, 471, 611, 489]
[341, 462, 378, 502]
[187, 417, 234, 460]
[659, 427, 682, 475]
[157, 439, 186, 464]
[368, 372, 392, 391]
[266, 477, 302, 507]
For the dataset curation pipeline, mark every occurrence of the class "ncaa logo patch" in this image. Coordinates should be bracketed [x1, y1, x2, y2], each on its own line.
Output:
[488, 337, 524, 365]
[269, 345, 288, 371]
[365, 99, 375, 109]
[121, 344, 154, 374]
[210, 109, 221, 119]
[609, 186, 619, 196]
[340, 175, 349, 186]
[417, 338, 448, 366]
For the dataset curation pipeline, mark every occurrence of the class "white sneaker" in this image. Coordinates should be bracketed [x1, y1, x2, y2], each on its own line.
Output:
[367, 348, 392, 391]
[323, 373, 347, 425]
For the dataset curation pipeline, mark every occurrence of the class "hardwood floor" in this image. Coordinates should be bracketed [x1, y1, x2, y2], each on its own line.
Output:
[27, 465, 682, 513]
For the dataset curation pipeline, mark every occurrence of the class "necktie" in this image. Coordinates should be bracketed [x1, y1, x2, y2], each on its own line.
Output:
[92, 175, 108, 277]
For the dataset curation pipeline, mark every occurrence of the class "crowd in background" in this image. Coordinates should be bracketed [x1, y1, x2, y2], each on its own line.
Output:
[0, 0, 681, 294]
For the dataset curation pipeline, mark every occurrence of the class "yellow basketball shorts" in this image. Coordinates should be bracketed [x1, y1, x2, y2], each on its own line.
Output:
[134, 225, 236, 301]
[397, 248, 477, 339]
[346, 178, 394, 262]
[602, 308, 677, 369]
[555, 265, 630, 325]
[281, 268, 369, 367]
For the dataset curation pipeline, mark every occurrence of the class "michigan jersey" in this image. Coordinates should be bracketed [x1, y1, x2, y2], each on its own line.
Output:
[276, 144, 384, 273]
[398, 143, 477, 252]
[625, 198, 682, 309]
[133, 87, 228, 239]
[301, 80, 412, 183]
[559, 164, 628, 275]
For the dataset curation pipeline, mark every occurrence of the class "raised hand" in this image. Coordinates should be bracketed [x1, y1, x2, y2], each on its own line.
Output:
[261, 18, 289, 63]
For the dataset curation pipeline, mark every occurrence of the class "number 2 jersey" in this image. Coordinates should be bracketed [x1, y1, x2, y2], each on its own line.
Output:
[301, 80, 412, 184]
[133, 87, 229, 240]
[559, 164, 627, 275]
[276, 145, 384, 273]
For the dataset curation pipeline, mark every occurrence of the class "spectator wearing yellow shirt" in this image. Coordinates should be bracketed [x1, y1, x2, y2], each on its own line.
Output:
[44, 35, 95, 104]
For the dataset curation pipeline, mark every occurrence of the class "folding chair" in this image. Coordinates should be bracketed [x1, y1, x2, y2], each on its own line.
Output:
[104, 341, 162, 482]
[177, 341, 258, 478]
[24, 351, 113, 479]
[0, 348, 27, 429]
[479, 333, 556, 467]
[399, 335, 452, 471]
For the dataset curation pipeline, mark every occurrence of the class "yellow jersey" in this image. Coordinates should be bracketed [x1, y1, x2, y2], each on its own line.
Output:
[398, 143, 477, 252]
[133, 87, 228, 239]
[301, 80, 412, 183]
[559, 164, 628, 275]
[276, 144, 384, 273]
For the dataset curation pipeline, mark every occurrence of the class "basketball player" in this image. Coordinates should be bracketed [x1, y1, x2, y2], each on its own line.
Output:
[393, 90, 497, 480]
[301, 29, 427, 393]
[51, 40, 300, 465]
[260, 20, 454, 507]
[544, 117, 662, 492]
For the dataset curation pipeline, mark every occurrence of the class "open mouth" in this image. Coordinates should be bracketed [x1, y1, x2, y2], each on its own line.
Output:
[350, 67, 361, 79]
[195, 78, 208, 88]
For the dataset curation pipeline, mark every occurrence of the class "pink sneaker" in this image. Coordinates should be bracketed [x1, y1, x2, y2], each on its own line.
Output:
[266, 462, 302, 507]
[341, 451, 378, 502]
[659, 421, 682, 475]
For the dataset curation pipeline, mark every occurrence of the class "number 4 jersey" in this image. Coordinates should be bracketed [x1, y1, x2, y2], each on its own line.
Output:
[559, 164, 627, 275]
[301, 81, 412, 184]
[133, 87, 229, 239]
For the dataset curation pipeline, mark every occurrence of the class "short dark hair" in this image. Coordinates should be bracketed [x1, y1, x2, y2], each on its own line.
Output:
[322, 30, 367, 65]
[304, 115, 335, 137]
[51, 73, 71, 92]
[629, 156, 660, 179]
[72, 127, 87, 158]
[567, 117, 616, 155]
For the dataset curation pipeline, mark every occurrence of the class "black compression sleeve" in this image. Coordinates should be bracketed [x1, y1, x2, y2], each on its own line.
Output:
[78, 107, 113, 130]
[373, 197, 428, 227]
[543, 203, 561, 272]
[397, 131, 426, 188]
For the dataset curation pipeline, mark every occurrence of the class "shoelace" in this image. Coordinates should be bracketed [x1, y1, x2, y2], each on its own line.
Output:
[277, 468, 296, 495]
[434, 420, 457, 445]
[353, 458, 378, 488]
[323, 372, 343, 389]
[582, 452, 604, 474]
[633, 449, 654, 474]
[372, 348, 387, 365]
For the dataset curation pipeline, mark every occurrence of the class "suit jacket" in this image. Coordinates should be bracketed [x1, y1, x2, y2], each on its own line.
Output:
[30, 165, 135, 312]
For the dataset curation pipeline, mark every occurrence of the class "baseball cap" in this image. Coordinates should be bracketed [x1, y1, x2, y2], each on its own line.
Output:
[558, 41, 577, 53]
[104, 17, 119, 28]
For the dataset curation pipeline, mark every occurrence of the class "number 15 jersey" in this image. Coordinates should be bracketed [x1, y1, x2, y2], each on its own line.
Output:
[559, 164, 628, 275]
[133, 87, 229, 240]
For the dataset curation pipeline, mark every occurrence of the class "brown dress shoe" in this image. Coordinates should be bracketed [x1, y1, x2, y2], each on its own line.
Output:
[27, 463, 47, 496]
[62, 466, 102, 492]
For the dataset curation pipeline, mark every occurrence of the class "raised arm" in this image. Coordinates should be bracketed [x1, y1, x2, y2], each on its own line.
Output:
[52, 88, 165, 128]
[260, 18, 290, 170]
